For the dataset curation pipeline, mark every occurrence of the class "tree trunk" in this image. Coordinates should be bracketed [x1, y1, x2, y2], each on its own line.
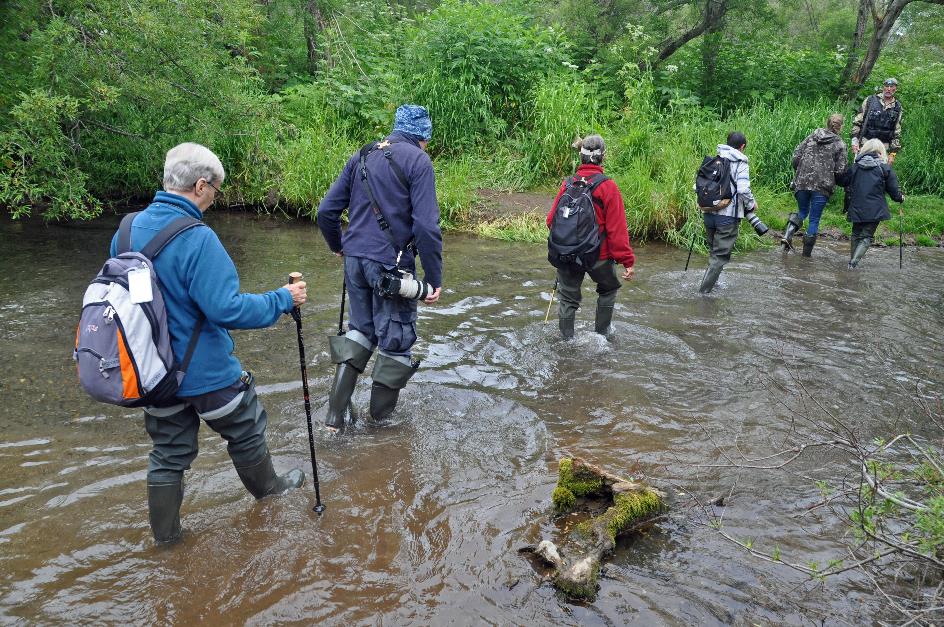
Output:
[642, 0, 727, 71]
[838, 0, 871, 90]
[303, 0, 332, 75]
[701, 22, 724, 102]
[839, 0, 944, 99]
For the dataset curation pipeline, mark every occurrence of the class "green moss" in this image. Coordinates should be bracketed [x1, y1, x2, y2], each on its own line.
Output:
[574, 519, 594, 539]
[600, 490, 664, 543]
[552, 486, 576, 513]
[557, 458, 606, 499]
[571, 489, 663, 544]
[554, 559, 601, 601]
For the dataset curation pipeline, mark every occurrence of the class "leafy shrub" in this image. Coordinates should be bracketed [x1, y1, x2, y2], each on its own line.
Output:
[517, 72, 609, 184]
[0, 90, 101, 220]
[402, 0, 564, 149]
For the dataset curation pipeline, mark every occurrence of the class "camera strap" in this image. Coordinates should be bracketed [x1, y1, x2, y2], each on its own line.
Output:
[359, 140, 418, 265]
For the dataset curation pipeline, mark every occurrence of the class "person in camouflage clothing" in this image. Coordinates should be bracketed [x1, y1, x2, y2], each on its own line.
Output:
[851, 78, 902, 164]
[783, 113, 848, 256]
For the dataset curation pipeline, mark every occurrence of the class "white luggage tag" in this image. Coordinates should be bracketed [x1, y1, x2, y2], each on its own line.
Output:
[128, 266, 154, 304]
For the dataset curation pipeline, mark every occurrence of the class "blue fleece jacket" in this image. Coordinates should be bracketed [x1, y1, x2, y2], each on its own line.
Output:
[109, 192, 295, 396]
[317, 132, 443, 288]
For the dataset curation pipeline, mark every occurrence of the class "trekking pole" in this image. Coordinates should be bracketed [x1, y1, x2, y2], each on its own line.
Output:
[289, 272, 325, 514]
[899, 204, 904, 270]
[337, 278, 347, 335]
[684, 229, 696, 271]
[544, 278, 558, 323]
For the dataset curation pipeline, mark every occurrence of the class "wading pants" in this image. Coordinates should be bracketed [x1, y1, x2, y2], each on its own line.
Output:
[700, 214, 740, 294]
[344, 256, 418, 358]
[144, 373, 269, 485]
[556, 258, 622, 334]
[850, 221, 879, 267]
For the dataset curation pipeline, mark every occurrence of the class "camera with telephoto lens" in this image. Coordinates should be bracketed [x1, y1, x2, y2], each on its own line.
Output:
[377, 269, 432, 300]
[744, 209, 769, 236]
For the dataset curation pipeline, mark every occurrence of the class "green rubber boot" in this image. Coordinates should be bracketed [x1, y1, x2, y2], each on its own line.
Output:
[234, 451, 304, 499]
[559, 316, 575, 340]
[369, 353, 418, 421]
[849, 237, 871, 268]
[325, 333, 374, 430]
[147, 477, 183, 544]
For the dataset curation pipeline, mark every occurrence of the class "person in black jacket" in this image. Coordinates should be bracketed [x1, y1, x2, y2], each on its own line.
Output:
[836, 138, 904, 269]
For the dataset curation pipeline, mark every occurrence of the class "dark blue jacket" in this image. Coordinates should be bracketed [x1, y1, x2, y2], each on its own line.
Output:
[317, 132, 443, 288]
[110, 192, 294, 396]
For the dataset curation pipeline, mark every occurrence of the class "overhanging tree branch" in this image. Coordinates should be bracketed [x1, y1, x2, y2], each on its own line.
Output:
[640, 0, 728, 70]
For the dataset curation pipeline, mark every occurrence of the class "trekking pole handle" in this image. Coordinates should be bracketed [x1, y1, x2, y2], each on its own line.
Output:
[289, 271, 303, 285]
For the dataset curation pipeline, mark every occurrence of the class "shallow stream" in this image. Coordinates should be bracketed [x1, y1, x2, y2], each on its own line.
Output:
[1, 211, 942, 624]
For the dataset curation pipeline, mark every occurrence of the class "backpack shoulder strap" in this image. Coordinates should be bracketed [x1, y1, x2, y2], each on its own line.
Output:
[139, 217, 205, 260]
[117, 212, 141, 254]
[587, 173, 610, 190]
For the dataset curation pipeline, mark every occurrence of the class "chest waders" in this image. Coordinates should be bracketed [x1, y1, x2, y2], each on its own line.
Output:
[324, 140, 420, 431]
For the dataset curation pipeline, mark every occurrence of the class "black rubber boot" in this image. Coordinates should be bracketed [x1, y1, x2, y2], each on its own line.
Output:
[325, 334, 374, 430]
[234, 451, 304, 499]
[369, 354, 418, 421]
[559, 317, 575, 340]
[801, 234, 817, 257]
[594, 304, 614, 335]
[147, 478, 183, 544]
[781, 213, 802, 250]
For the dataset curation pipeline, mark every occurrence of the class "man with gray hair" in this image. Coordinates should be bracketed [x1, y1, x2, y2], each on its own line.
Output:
[851, 78, 902, 165]
[109, 142, 308, 544]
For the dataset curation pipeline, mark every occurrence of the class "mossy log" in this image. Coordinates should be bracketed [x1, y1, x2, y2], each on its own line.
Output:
[524, 457, 666, 602]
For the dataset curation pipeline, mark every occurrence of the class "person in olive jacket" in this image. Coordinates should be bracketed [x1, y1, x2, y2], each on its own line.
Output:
[836, 138, 904, 269]
[784, 113, 847, 257]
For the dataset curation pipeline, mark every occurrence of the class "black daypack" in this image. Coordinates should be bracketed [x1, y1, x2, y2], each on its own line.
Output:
[695, 155, 733, 211]
[547, 174, 608, 269]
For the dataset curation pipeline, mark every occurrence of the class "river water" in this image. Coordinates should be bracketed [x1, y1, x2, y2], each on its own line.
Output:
[1, 211, 942, 625]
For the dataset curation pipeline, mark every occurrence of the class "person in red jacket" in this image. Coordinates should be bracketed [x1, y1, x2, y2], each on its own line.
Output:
[546, 134, 635, 339]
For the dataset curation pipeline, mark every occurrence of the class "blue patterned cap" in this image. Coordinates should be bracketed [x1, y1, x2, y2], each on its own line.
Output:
[393, 104, 432, 141]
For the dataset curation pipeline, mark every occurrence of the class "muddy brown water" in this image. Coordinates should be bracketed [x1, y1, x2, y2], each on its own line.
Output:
[1, 211, 943, 625]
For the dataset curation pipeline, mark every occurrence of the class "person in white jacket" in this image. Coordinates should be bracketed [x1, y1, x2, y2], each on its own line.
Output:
[699, 131, 760, 294]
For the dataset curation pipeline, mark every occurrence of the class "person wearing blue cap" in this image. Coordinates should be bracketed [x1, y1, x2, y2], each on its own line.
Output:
[317, 104, 443, 431]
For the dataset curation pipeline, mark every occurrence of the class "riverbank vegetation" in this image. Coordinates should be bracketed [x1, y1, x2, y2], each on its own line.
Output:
[0, 0, 942, 248]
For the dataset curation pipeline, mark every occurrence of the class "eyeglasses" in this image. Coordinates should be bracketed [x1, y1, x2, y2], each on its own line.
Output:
[198, 178, 224, 200]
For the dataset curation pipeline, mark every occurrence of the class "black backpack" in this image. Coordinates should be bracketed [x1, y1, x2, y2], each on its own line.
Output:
[547, 174, 608, 269]
[695, 155, 733, 211]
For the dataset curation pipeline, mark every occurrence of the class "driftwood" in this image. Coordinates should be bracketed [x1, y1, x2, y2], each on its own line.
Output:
[520, 457, 666, 601]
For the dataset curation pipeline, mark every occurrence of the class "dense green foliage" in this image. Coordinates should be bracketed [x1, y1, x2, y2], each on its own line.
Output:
[0, 0, 941, 246]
